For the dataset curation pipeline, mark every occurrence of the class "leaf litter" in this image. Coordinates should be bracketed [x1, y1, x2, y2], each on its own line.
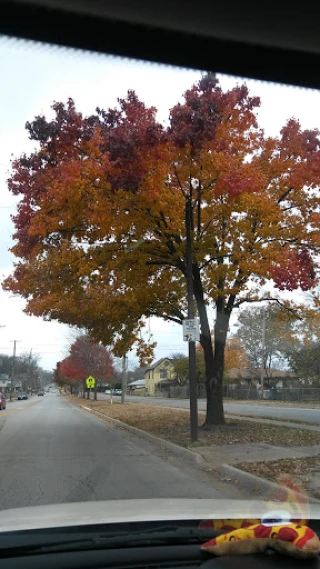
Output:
[70, 398, 320, 448]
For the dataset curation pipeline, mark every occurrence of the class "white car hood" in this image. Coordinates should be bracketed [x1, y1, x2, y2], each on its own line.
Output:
[0, 499, 318, 532]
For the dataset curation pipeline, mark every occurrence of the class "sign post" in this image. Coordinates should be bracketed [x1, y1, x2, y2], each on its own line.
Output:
[86, 376, 96, 408]
[184, 196, 199, 442]
[183, 318, 200, 443]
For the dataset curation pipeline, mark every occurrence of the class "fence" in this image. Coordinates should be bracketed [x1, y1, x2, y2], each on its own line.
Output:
[265, 388, 320, 402]
[152, 384, 207, 399]
[223, 385, 320, 401]
[152, 384, 320, 402]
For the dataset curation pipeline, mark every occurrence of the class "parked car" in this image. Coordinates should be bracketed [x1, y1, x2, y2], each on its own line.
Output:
[115, 389, 122, 396]
[105, 389, 111, 394]
[0, 393, 6, 410]
[38, 391, 44, 396]
[17, 392, 28, 400]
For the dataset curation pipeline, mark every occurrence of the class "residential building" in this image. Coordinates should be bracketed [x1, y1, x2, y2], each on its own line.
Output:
[0, 379, 10, 393]
[227, 367, 298, 389]
[144, 358, 175, 395]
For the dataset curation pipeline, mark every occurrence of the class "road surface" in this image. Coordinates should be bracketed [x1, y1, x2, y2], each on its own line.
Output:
[111, 395, 320, 424]
[0, 392, 240, 511]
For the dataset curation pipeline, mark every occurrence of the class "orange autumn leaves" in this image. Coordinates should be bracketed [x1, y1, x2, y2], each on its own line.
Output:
[3, 75, 320, 374]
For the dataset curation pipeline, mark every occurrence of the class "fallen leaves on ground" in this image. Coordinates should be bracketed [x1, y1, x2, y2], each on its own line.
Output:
[235, 456, 320, 499]
[69, 397, 320, 448]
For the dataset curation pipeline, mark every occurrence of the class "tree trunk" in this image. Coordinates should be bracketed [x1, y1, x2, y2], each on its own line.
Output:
[193, 270, 227, 426]
[201, 332, 225, 425]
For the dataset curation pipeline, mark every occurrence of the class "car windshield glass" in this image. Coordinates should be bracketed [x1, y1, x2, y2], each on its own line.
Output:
[0, 34, 320, 532]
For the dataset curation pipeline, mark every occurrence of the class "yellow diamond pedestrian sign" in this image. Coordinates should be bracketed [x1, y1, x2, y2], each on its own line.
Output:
[86, 375, 96, 389]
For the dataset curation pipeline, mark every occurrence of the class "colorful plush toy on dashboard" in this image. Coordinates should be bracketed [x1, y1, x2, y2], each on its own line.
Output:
[201, 475, 319, 558]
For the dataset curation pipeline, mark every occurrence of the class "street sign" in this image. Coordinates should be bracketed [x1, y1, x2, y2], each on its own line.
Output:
[182, 318, 200, 342]
[86, 375, 96, 388]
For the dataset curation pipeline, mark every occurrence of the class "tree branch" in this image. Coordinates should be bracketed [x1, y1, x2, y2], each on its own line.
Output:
[173, 163, 187, 198]
[277, 187, 293, 204]
[148, 310, 183, 325]
[199, 215, 218, 238]
[234, 297, 304, 319]
[200, 252, 235, 271]
[197, 180, 202, 235]
[226, 268, 247, 312]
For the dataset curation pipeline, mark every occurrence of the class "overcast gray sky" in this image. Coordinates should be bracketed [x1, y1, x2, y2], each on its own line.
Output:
[0, 35, 320, 371]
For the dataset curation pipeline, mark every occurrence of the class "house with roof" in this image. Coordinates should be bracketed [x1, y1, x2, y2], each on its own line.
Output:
[0, 378, 10, 393]
[227, 368, 298, 389]
[0, 374, 23, 393]
[144, 358, 175, 395]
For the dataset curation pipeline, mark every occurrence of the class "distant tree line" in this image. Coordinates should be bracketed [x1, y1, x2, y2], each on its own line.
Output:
[0, 352, 52, 391]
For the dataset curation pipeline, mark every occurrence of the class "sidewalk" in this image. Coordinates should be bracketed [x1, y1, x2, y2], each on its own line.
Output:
[195, 442, 320, 468]
[194, 441, 320, 500]
[225, 413, 320, 432]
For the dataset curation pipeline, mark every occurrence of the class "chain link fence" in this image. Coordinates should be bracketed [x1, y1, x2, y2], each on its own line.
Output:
[222, 385, 320, 401]
[153, 384, 320, 401]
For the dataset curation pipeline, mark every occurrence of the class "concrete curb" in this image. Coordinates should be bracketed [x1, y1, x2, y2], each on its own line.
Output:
[76, 402, 320, 504]
[215, 464, 320, 505]
[215, 464, 287, 497]
[80, 405, 208, 468]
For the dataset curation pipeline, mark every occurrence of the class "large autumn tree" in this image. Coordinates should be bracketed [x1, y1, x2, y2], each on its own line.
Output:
[4, 73, 320, 425]
[57, 334, 114, 397]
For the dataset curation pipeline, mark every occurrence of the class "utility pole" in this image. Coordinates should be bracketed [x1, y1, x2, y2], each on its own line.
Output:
[10, 340, 20, 401]
[260, 309, 266, 399]
[121, 355, 128, 404]
[28, 349, 32, 393]
[186, 198, 198, 442]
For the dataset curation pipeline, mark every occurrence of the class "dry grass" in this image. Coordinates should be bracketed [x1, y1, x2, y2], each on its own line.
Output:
[69, 397, 320, 449]
[235, 456, 320, 500]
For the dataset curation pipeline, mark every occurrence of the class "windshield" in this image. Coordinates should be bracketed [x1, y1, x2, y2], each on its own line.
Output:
[0, 34, 320, 524]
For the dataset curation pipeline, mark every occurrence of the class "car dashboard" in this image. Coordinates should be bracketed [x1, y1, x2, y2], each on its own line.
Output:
[1, 542, 320, 569]
[1, 520, 320, 569]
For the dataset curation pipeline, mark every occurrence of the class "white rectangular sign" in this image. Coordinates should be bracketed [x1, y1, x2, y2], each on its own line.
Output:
[182, 318, 200, 342]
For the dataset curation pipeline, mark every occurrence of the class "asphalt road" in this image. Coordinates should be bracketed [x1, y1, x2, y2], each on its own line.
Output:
[116, 395, 320, 424]
[0, 392, 238, 511]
